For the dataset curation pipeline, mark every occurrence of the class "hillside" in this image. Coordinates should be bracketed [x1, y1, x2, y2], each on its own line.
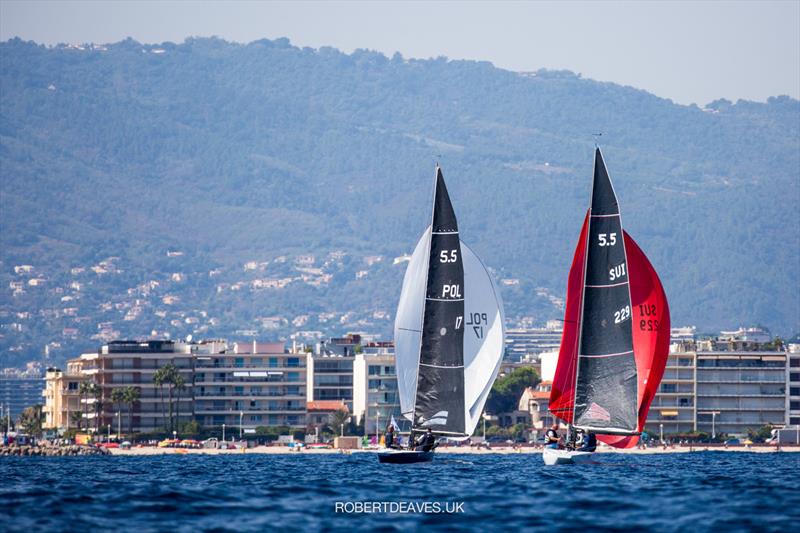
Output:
[1, 37, 798, 367]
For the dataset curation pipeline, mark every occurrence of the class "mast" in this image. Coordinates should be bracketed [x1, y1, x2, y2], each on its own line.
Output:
[571, 148, 639, 435]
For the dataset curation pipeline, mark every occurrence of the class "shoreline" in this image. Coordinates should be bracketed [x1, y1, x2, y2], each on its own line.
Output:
[99, 444, 800, 456]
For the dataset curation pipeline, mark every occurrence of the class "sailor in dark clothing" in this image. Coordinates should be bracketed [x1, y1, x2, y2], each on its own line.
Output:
[579, 431, 597, 452]
[415, 428, 437, 452]
[385, 424, 398, 449]
[545, 422, 560, 449]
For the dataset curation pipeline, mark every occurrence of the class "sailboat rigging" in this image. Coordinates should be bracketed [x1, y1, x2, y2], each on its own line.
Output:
[380, 166, 505, 464]
[546, 148, 670, 465]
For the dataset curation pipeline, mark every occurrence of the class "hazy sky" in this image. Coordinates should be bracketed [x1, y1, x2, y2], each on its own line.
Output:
[1, 0, 798, 105]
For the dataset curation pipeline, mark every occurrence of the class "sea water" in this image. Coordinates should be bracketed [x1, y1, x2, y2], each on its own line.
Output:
[1, 452, 798, 531]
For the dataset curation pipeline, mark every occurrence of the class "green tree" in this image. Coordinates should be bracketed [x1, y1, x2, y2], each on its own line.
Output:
[747, 425, 774, 443]
[70, 410, 84, 431]
[330, 408, 350, 436]
[110, 388, 125, 436]
[485, 367, 540, 418]
[18, 405, 44, 437]
[123, 386, 140, 436]
[153, 367, 167, 431]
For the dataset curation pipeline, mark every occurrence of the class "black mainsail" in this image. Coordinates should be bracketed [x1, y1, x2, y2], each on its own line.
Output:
[573, 149, 638, 434]
[413, 167, 467, 435]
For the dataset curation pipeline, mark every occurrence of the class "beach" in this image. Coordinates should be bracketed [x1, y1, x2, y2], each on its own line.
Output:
[104, 444, 800, 456]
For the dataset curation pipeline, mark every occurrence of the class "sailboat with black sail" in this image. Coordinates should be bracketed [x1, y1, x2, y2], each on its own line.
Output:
[379, 166, 505, 464]
[545, 148, 670, 466]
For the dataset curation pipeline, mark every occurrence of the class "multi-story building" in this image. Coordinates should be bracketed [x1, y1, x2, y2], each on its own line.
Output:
[353, 342, 400, 435]
[306, 335, 358, 411]
[504, 322, 563, 363]
[645, 346, 696, 436]
[646, 332, 789, 438]
[96, 339, 196, 433]
[42, 359, 92, 430]
[519, 381, 553, 440]
[194, 341, 306, 430]
[1, 376, 44, 420]
[789, 344, 800, 426]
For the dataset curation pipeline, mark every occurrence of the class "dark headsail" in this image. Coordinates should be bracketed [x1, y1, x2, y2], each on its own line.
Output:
[573, 149, 638, 434]
[413, 167, 466, 435]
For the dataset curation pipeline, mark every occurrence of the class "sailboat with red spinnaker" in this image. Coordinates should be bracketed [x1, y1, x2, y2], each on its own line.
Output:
[545, 148, 670, 465]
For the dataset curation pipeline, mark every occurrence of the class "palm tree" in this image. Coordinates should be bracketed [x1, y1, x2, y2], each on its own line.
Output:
[153, 364, 180, 432]
[70, 410, 83, 430]
[330, 407, 350, 437]
[18, 405, 44, 437]
[173, 375, 186, 435]
[123, 386, 140, 436]
[153, 367, 167, 432]
[110, 388, 125, 436]
[90, 383, 103, 432]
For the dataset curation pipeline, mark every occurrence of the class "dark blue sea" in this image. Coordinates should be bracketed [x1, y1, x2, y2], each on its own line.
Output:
[1, 451, 798, 532]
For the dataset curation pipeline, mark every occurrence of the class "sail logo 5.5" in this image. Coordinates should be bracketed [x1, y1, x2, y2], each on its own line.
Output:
[585, 402, 611, 422]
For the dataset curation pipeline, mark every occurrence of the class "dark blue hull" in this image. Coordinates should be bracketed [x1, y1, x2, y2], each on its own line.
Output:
[377, 451, 434, 464]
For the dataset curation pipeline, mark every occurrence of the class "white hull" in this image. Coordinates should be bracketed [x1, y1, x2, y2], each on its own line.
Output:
[542, 448, 594, 466]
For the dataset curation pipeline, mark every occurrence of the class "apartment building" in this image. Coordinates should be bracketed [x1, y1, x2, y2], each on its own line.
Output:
[504, 321, 563, 363]
[352, 342, 400, 435]
[789, 344, 800, 426]
[97, 340, 196, 432]
[0, 376, 44, 420]
[645, 346, 696, 436]
[42, 360, 92, 430]
[194, 341, 306, 430]
[646, 331, 788, 438]
[306, 335, 358, 411]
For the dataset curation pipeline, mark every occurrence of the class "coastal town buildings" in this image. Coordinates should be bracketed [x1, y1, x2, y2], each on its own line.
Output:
[352, 341, 401, 433]
[504, 321, 563, 363]
[518, 381, 554, 440]
[84, 340, 195, 433]
[42, 359, 92, 430]
[646, 328, 789, 438]
[195, 340, 306, 431]
[31, 327, 796, 440]
[787, 343, 799, 426]
[1, 368, 44, 420]
[306, 335, 358, 411]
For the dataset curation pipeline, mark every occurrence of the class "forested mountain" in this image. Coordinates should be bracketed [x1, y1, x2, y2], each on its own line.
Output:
[1, 37, 798, 367]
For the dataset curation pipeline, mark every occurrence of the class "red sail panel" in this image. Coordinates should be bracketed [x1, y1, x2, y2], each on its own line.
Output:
[549, 212, 589, 423]
[598, 232, 670, 448]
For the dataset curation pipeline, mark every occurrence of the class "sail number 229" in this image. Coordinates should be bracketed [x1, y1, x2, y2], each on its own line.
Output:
[614, 305, 631, 324]
[598, 233, 617, 247]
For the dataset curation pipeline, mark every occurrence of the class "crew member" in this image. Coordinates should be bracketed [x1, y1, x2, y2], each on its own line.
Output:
[579, 431, 597, 452]
[415, 428, 437, 452]
[545, 422, 560, 449]
[385, 424, 398, 449]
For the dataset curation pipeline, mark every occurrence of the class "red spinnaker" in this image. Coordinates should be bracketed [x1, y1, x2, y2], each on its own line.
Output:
[549, 221, 670, 448]
[548, 213, 588, 424]
[597, 232, 670, 448]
